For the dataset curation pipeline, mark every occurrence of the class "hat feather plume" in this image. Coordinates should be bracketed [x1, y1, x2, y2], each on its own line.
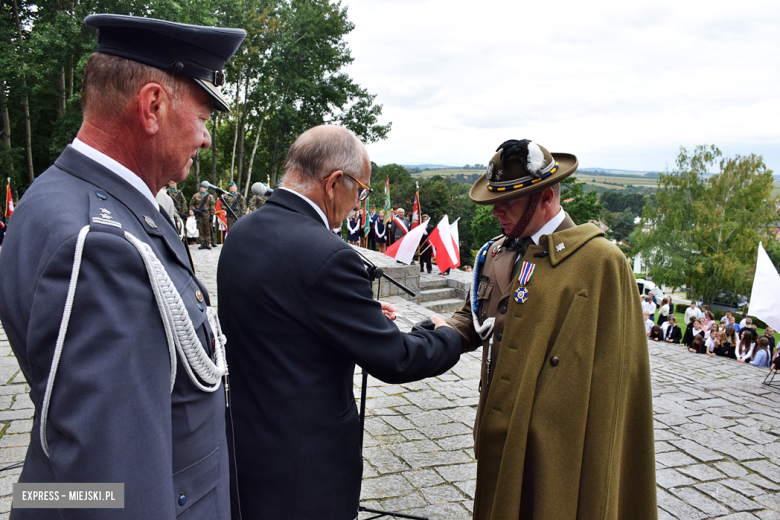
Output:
[527, 142, 545, 173]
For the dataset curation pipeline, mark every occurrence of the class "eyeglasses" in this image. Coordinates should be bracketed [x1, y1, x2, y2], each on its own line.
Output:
[322, 171, 373, 202]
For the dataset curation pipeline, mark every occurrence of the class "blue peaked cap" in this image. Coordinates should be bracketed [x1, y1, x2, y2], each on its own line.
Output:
[84, 14, 246, 113]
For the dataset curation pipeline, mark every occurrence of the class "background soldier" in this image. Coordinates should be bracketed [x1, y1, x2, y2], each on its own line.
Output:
[166, 180, 187, 219]
[223, 180, 245, 230]
[190, 181, 215, 249]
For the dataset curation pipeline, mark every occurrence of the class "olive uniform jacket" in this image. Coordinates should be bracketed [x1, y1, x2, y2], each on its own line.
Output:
[448, 217, 656, 520]
[0, 145, 229, 519]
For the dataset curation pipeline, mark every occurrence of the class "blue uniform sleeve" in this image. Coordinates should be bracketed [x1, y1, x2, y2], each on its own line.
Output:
[27, 232, 176, 519]
[305, 248, 460, 384]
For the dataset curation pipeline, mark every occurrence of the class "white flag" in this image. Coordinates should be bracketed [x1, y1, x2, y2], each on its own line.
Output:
[748, 242, 780, 331]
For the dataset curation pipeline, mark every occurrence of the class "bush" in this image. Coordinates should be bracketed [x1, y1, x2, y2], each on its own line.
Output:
[675, 304, 688, 314]
[749, 315, 768, 329]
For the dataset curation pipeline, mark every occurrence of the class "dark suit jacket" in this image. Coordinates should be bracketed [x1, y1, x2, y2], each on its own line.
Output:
[217, 189, 460, 520]
[665, 324, 682, 343]
[0, 146, 229, 519]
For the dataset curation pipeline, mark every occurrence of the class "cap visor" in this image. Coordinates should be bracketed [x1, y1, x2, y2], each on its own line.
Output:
[193, 78, 231, 113]
[469, 153, 579, 205]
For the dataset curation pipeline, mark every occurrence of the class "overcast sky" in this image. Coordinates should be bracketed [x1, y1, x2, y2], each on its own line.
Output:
[342, 0, 780, 173]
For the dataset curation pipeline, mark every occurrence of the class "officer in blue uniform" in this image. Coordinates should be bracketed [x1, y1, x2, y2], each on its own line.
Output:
[0, 15, 244, 520]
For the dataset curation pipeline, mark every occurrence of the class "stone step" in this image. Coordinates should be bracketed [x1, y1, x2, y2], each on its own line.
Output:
[421, 298, 465, 314]
[419, 277, 450, 291]
[419, 288, 458, 303]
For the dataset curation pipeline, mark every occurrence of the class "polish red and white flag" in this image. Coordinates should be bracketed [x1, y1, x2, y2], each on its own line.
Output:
[384, 221, 428, 265]
[428, 216, 460, 273]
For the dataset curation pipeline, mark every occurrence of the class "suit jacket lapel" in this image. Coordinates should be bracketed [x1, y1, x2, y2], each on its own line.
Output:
[493, 247, 518, 301]
[55, 145, 195, 275]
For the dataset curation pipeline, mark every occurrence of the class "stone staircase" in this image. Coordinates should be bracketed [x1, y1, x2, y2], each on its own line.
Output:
[419, 275, 467, 314]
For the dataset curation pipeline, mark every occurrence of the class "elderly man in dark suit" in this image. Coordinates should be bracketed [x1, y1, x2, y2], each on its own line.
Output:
[218, 125, 461, 520]
[0, 15, 244, 520]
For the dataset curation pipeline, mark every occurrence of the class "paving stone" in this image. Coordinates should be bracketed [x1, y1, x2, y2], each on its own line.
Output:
[419, 422, 472, 439]
[374, 493, 427, 512]
[756, 511, 780, 520]
[691, 414, 739, 429]
[407, 411, 452, 427]
[401, 451, 471, 469]
[361, 474, 415, 500]
[435, 463, 477, 482]
[363, 447, 409, 474]
[714, 514, 761, 520]
[715, 462, 750, 478]
[677, 463, 725, 481]
[454, 479, 475, 499]
[656, 488, 708, 520]
[754, 494, 780, 513]
[710, 442, 764, 461]
[655, 451, 699, 468]
[669, 439, 724, 462]
[0, 434, 28, 448]
[744, 460, 780, 482]
[742, 473, 780, 492]
[722, 479, 766, 498]
[405, 502, 471, 519]
[420, 484, 464, 504]
[655, 468, 696, 489]
[670, 487, 729, 517]
[729, 425, 778, 445]
[695, 482, 762, 511]
[402, 469, 443, 488]
[655, 441, 676, 453]
[656, 413, 691, 426]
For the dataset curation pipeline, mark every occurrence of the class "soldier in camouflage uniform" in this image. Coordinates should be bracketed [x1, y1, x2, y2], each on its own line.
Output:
[223, 181, 245, 231]
[248, 194, 266, 212]
[166, 180, 188, 220]
[190, 181, 215, 249]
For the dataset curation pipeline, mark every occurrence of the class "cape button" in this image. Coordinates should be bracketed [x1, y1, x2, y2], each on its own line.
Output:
[496, 333, 503, 341]
[499, 306, 507, 314]
[550, 356, 560, 367]
[178, 494, 187, 506]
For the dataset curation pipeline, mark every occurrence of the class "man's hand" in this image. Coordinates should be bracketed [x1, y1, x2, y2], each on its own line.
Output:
[380, 301, 398, 320]
[431, 316, 452, 330]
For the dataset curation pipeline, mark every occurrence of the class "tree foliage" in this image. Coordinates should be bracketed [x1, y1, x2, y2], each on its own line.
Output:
[560, 176, 599, 225]
[635, 145, 778, 305]
[0, 0, 390, 204]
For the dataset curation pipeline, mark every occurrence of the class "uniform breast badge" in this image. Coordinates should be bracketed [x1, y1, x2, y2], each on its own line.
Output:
[556, 242, 565, 252]
[492, 245, 502, 257]
[514, 261, 536, 303]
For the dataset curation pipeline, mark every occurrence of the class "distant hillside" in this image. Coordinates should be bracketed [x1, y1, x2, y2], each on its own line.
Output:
[579, 168, 659, 176]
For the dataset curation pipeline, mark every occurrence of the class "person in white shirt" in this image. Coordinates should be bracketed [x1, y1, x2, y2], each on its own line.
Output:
[736, 329, 756, 363]
[643, 312, 653, 335]
[684, 301, 701, 324]
[705, 330, 718, 356]
[641, 296, 657, 320]
[721, 311, 732, 325]
[186, 208, 199, 244]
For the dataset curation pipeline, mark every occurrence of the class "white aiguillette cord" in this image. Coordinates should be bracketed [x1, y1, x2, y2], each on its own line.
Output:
[40, 225, 227, 458]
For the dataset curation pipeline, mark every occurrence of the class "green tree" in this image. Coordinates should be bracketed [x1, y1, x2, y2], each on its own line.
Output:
[635, 145, 777, 305]
[611, 209, 636, 241]
[560, 176, 599, 225]
[471, 205, 502, 249]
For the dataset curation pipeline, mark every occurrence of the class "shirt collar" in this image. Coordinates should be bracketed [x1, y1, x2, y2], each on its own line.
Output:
[530, 207, 565, 245]
[72, 138, 159, 209]
[278, 187, 329, 228]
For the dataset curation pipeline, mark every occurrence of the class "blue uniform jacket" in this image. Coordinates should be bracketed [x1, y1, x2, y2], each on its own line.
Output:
[217, 189, 461, 520]
[0, 145, 230, 519]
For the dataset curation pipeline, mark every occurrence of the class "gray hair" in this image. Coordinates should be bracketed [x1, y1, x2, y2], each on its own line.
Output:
[281, 125, 366, 192]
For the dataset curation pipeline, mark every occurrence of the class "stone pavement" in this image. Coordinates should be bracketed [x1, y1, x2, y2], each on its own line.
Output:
[0, 244, 777, 519]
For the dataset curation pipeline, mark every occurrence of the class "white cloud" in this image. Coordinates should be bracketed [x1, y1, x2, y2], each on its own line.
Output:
[343, 0, 780, 172]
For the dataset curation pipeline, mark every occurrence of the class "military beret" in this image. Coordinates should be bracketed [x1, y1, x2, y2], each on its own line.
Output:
[228, 181, 236, 187]
[84, 14, 246, 113]
[470, 139, 578, 205]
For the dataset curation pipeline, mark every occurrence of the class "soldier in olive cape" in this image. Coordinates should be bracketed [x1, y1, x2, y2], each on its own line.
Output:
[166, 180, 188, 219]
[190, 181, 215, 249]
[443, 139, 656, 520]
[222, 181, 245, 230]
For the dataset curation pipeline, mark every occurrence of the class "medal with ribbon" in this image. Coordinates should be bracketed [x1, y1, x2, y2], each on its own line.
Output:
[514, 261, 536, 303]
